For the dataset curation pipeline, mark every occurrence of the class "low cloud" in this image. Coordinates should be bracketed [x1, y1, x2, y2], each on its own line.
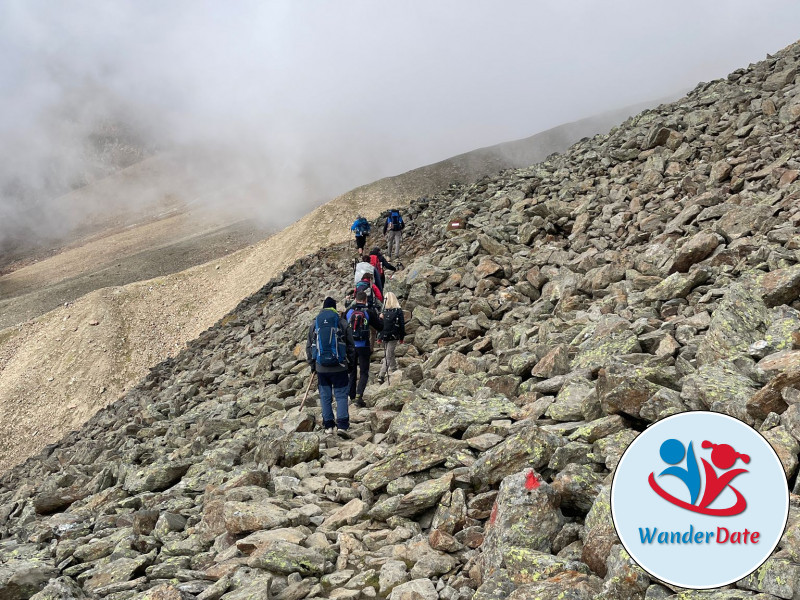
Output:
[1, 0, 799, 254]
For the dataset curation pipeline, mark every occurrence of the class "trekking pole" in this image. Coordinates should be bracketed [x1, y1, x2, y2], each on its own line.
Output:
[298, 372, 317, 412]
[384, 354, 391, 386]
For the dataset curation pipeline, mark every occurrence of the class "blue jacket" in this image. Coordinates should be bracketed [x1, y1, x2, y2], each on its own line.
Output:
[351, 218, 370, 236]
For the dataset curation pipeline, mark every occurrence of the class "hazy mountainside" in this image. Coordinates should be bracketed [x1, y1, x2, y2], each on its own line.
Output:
[2, 42, 800, 600]
[0, 99, 659, 330]
[0, 100, 660, 473]
[0, 121, 153, 268]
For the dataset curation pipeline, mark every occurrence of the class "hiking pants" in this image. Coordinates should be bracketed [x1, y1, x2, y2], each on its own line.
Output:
[386, 230, 402, 259]
[349, 347, 371, 399]
[317, 370, 350, 430]
[374, 272, 384, 295]
[379, 340, 398, 377]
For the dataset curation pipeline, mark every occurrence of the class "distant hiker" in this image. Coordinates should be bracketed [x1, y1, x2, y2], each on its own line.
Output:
[306, 297, 355, 435]
[351, 215, 371, 258]
[346, 290, 383, 407]
[377, 292, 405, 384]
[368, 247, 397, 295]
[383, 209, 405, 260]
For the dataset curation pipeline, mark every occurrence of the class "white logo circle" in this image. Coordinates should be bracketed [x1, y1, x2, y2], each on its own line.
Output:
[611, 411, 789, 589]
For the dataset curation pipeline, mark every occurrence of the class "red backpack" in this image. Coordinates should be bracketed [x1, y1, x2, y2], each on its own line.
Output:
[369, 254, 383, 276]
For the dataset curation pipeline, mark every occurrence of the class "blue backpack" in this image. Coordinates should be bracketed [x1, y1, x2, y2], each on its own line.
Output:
[388, 210, 404, 231]
[352, 217, 370, 236]
[312, 310, 346, 368]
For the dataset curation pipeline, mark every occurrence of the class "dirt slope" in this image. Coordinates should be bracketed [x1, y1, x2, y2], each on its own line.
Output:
[0, 102, 662, 471]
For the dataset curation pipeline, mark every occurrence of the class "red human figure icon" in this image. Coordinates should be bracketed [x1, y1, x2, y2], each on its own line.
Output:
[698, 441, 750, 511]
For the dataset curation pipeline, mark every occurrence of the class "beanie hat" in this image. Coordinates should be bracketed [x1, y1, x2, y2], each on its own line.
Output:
[323, 297, 337, 309]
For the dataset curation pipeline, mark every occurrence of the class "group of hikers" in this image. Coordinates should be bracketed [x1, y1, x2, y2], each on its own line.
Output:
[305, 209, 408, 435]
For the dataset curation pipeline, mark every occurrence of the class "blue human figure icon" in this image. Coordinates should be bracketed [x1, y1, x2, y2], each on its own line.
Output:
[659, 438, 701, 505]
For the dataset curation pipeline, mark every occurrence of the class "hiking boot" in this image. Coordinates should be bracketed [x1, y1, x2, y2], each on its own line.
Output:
[336, 428, 352, 439]
[354, 394, 366, 408]
[377, 375, 385, 384]
[324, 427, 335, 435]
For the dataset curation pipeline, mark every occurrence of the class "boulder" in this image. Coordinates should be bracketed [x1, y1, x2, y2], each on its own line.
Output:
[222, 501, 289, 534]
[761, 265, 800, 307]
[387, 392, 516, 440]
[389, 579, 437, 600]
[358, 433, 467, 491]
[697, 283, 769, 366]
[247, 541, 326, 576]
[0, 561, 59, 600]
[471, 424, 562, 488]
[481, 470, 566, 583]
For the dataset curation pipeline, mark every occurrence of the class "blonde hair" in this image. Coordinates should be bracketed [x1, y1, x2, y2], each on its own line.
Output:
[384, 291, 401, 310]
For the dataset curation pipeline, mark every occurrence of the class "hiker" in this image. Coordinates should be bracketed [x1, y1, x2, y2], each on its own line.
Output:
[306, 297, 355, 435]
[354, 261, 377, 287]
[368, 247, 397, 295]
[348, 270, 383, 309]
[377, 292, 405, 384]
[383, 209, 405, 260]
[346, 290, 383, 407]
[351, 215, 371, 258]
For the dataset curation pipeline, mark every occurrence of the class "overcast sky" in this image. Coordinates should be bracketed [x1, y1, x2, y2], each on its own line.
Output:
[1, 0, 800, 243]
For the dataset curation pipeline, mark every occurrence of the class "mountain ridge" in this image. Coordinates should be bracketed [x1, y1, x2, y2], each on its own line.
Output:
[0, 99, 663, 472]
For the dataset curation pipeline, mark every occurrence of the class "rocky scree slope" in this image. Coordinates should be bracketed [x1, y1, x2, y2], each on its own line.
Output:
[4, 42, 800, 600]
[0, 98, 650, 474]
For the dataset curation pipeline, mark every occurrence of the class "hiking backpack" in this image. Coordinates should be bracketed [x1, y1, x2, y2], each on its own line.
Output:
[348, 307, 370, 342]
[380, 308, 403, 341]
[369, 254, 383, 276]
[388, 210, 404, 231]
[354, 280, 374, 308]
[312, 311, 346, 368]
[353, 217, 370, 236]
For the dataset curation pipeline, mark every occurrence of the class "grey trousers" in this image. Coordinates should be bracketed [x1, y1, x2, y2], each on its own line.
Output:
[386, 230, 402, 259]
[379, 340, 398, 377]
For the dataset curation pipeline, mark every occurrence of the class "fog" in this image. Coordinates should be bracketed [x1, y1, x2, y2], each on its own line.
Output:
[2, 0, 800, 255]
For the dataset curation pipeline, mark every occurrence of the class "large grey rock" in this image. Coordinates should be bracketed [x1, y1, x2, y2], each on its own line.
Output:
[697, 282, 769, 366]
[123, 460, 191, 493]
[358, 433, 467, 491]
[387, 392, 516, 440]
[247, 541, 326, 576]
[481, 470, 565, 583]
[470, 424, 562, 488]
[0, 561, 59, 600]
[389, 579, 437, 600]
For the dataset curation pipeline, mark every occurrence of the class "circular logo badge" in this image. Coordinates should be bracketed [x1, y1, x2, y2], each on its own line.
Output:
[611, 411, 789, 589]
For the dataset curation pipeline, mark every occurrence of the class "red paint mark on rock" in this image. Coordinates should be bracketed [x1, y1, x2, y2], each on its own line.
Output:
[489, 502, 498, 525]
[525, 470, 540, 491]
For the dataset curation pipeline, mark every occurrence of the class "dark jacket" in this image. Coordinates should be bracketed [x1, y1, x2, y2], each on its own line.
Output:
[345, 303, 383, 350]
[306, 308, 355, 374]
[378, 307, 406, 342]
[368, 250, 396, 275]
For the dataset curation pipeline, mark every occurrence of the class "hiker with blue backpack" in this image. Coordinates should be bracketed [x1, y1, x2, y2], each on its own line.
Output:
[351, 215, 371, 258]
[306, 297, 355, 435]
[346, 290, 383, 407]
[383, 209, 405, 260]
